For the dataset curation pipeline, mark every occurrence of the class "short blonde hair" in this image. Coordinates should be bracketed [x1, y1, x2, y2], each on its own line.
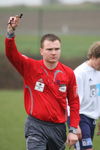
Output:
[40, 34, 61, 48]
[87, 41, 100, 59]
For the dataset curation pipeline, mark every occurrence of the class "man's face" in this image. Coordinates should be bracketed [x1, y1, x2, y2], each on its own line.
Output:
[92, 57, 100, 70]
[40, 40, 61, 64]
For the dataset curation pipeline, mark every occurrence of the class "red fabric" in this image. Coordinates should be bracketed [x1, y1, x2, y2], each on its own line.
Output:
[5, 37, 80, 127]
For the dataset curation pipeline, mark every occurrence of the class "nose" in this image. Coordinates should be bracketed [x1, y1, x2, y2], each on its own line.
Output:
[51, 49, 56, 55]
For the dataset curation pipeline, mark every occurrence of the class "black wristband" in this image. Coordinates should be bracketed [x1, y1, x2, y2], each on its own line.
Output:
[6, 32, 15, 38]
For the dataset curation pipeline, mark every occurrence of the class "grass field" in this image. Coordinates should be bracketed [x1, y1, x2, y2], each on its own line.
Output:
[1, 34, 100, 59]
[0, 90, 99, 150]
[0, 90, 26, 150]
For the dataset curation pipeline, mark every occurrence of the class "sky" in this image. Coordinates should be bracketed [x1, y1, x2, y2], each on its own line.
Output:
[0, 0, 99, 6]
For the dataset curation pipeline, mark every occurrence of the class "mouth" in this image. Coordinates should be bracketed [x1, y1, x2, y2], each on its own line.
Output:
[49, 57, 57, 62]
[51, 57, 57, 59]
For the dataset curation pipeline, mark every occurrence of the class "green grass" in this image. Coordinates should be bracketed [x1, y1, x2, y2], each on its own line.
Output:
[61, 34, 100, 59]
[1, 34, 100, 59]
[0, 90, 99, 150]
[0, 90, 26, 150]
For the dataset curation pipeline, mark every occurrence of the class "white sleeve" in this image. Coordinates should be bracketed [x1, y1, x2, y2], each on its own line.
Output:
[74, 71, 84, 105]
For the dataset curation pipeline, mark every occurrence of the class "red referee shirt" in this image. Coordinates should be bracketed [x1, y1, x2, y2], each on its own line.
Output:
[5, 37, 80, 128]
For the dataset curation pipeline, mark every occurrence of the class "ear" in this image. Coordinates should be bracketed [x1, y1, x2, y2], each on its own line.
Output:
[40, 48, 43, 56]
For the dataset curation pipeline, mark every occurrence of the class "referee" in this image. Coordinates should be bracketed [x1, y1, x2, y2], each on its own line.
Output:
[5, 15, 80, 150]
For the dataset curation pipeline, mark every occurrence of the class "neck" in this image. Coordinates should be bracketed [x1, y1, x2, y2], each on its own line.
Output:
[43, 61, 58, 70]
[87, 59, 94, 69]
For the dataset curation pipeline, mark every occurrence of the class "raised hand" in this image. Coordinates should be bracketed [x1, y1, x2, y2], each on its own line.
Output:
[7, 14, 23, 33]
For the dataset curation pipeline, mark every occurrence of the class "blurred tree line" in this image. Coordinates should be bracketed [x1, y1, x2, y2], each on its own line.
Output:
[42, 0, 61, 5]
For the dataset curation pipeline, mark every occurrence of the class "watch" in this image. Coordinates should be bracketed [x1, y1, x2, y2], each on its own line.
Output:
[69, 127, 77, 134]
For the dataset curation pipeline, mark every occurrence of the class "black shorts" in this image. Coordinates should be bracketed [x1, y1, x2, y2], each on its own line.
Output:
[67, 115, 96, 150]
[24, 115, 66, 150]
[78, 114, 96, 150]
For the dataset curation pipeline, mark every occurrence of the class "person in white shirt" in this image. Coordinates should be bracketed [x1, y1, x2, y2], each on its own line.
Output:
[74, 41, 100, 150]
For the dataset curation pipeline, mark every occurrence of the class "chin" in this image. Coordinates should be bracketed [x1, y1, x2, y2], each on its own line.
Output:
[96, 68, 100, 71]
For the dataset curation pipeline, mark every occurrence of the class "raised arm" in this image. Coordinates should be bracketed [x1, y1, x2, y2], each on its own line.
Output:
[5, 14, 28, 76]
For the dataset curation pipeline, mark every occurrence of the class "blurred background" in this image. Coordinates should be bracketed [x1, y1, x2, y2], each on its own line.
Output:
[1, 0, 100, 89]
[0, 0, 100, 150]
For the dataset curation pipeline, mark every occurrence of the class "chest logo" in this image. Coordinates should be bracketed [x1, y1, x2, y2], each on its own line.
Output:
[34, 81, 45, 92]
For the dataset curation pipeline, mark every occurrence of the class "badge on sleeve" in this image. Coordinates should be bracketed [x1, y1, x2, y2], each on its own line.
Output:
[34, 81, 45, 92]
[59, 84, 66, 92]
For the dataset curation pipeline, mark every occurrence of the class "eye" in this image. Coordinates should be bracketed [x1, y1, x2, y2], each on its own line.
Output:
[46, 48, 60, 51]
[46, 48, 53, 51]
[55, 48, 60, 50]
